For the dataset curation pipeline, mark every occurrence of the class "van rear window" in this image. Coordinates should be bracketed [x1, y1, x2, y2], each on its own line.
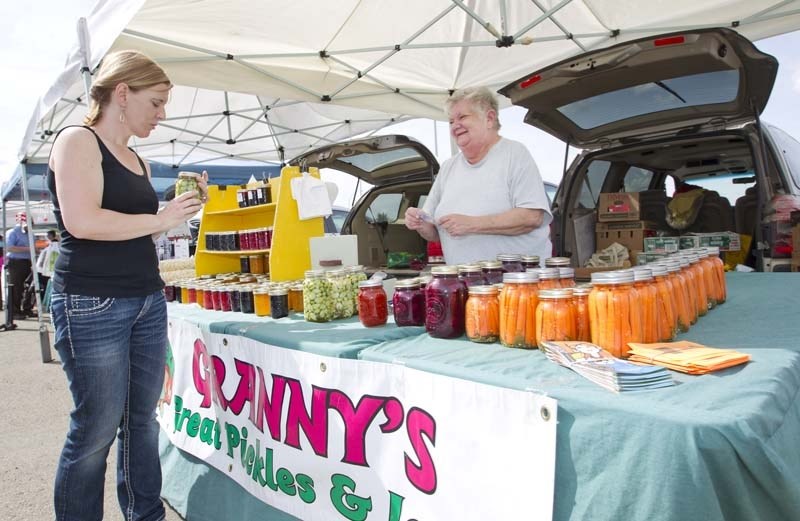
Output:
[557, 70, 739, 130]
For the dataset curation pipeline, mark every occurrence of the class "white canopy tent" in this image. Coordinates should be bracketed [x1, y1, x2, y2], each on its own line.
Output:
[7, 0, 800, 359]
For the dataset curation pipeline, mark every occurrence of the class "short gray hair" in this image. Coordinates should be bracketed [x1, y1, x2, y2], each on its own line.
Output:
[445, 86, 501, 130]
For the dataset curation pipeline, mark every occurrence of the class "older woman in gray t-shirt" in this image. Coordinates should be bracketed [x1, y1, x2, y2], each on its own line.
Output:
[405, 86, 552, 265]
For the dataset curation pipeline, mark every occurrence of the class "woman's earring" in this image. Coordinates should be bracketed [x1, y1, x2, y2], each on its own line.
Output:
[119, 112, 126, 124]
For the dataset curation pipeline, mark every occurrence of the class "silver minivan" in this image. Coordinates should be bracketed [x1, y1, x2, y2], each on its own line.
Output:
[500, 27, 800, 271]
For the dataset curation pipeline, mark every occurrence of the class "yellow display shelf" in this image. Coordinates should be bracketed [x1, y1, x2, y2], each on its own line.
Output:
[194, 167, 324, 281]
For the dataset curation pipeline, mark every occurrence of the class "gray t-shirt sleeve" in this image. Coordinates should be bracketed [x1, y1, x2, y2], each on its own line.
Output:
[422, 158, 449, 218]
[507, 141, 552, 215]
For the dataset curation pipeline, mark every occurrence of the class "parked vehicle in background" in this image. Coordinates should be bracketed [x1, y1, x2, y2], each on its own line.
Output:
[499, 27, 800, 271]
[323, 206, 350, 235]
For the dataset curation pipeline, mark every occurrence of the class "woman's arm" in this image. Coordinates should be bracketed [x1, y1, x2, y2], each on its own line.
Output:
[51, 127, 202, 241]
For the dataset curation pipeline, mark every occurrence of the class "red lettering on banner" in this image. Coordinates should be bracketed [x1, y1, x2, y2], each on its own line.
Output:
[254, 368, 287, 441]
[405, 407, 438, 494]
[328, 392, 389, 467]
[227, 359, 256, 418]
[284, 381, 329, 457]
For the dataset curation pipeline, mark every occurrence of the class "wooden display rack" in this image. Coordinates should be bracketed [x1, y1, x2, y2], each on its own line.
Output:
[195, 166, 324, 281]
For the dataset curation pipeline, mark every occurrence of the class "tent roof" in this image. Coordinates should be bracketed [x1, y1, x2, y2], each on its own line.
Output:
[15, 0, 800, 170]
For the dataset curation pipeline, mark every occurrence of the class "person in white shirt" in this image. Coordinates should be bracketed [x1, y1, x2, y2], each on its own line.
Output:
[404, 86, 552, 265]
[36, 229, 60, 301]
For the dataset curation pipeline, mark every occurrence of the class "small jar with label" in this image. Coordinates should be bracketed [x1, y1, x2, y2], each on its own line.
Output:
[194, 285, 205, 308]
[239, 285, 255, 314]
[392, 278, 425, 327]
[289, 283, 304, 312]
[253, 287, 271, 317]
[249, 254, 266, 275]
[202, 285, 215, 310]
[480, 260, 505, 285]
[536, 288, 577, 348]
[425, 265, 468, 339]
[175, 171, 201, 199]
[497, 253, 524, 273]
[358, 279, 388, 327]
[269, 287, 289, 319]
[236, 188, 249, 208]
[465, 285, 500, 343]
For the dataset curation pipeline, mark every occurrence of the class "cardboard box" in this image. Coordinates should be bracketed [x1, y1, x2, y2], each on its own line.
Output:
[643, 236, 680, 254]
[678, 232, 741, 252]
[595, 221, 659, 252]
[793, 224, 800, 255]
[597, 193, 641, 222]
[632, 251, 669, 265]
[791, 255, 800, 272]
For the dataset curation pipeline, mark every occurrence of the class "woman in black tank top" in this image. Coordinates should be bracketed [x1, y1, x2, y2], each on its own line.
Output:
[47, 50, 206, 521]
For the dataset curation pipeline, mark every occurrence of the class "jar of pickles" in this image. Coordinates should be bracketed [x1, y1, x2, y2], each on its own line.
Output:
[425, 266, 467, 339]
[536, 288, 577, 347]
[649, 264, 677, 341]
[537, 268, 561, 290]
[328, 269, 354, 319]
[497, 253, 524, 273]
[175, 171, 202, 198]
[675, 256, 699, 325]
[458, 264, 486, 287]
[303, 269, 334, 322]
[572, 285, 592, 342]
[347, 265, 368, 316]
[662, 260, 692, 333]
[392, 278, 425, 327]
[465, 285, 500, 343]
[480, 261, 505, 285]
[588, 270, 642, 358]
[558, 267, 576, 288]
[632, 267, 658, 343]
[684, 253, 709, 317]
[521, 255, 541, 270]
[358, 279, 388, 327]
[499, 272, 539, 349]
[704, 247, 726, 304]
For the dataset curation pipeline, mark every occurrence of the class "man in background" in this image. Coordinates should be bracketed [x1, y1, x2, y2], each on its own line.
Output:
[6, 212, 34, 319]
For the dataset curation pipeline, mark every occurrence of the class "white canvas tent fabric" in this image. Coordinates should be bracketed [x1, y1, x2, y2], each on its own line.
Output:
[15, 0, 800, 168]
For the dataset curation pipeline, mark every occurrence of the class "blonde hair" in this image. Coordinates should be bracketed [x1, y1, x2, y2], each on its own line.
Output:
[84, 50, 171, 126]
[445, 86, 501, 130]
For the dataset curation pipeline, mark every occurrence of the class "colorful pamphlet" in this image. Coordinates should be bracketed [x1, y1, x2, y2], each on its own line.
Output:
[626, 341, 750, 374]
[540, 341, 674, 393]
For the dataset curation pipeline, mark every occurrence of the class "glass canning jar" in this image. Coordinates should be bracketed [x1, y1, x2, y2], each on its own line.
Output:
[288, 283, 304, 312]
[328, 269, 354, 319]
[572, 285, 592, 342]
[544, 257, 571, 268]
[425, 265, 468, 339]
[499, 271, 540, 349]
[392, 278, 425, 327]
[480, 261, 505, 285]
[239, 285, 255, 314]
[704, 247, 726, 304]
[303, 269, 333, 322]
[497, 253, 524, 273]
[253, 287, 271, 317]
[558, 267, 576, 288]
[536, 268, 561, 290]
[632, 267, 659, 343]
[175, 171, 201, 198]
[662, 260, 692, 333]
[535, 288, 577, 348]
[676, 256, 699, 325]
[649, 264, 677, 341]
[521, 255, 541, 270]
[269, 287, 289, 319]
[465, 285, 500, 343]
[358, 279, 388, 327]
[588, 270, 642, 358]
[684, 253, 709, 317]
[458, 264, 486, 287]
[347, 265, 368, 317]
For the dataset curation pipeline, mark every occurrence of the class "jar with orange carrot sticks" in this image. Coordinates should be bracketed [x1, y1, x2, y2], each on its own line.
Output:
[704, 247, 727, 304]
[588, 270, 642, 358]
[632, 267, 659, 343]
[465, 285, 500, 343]
[572, 285, 592, 342]
[536, 288, 577, 347]
[649, 263, 677, 341]
[695, 248, 718, 309]
[499, 272, 540, 349]
[536, 267, 561, 290]
[661, 260, 693, 333]
[558, 267, 576, 288]
[683, 253, 709, 317]
[675, 256, 699, 325]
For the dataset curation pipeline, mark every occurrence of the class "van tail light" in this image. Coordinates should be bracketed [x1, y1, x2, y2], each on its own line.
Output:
[654, 36, 685, 47]
[519, 75, 542, 89]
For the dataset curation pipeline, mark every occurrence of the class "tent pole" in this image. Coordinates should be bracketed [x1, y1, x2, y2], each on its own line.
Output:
[78, 17, 93, 102]
[20, 162, 52, 362]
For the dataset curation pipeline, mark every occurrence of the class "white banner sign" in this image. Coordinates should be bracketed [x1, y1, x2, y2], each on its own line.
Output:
[158, 318, 557, 521]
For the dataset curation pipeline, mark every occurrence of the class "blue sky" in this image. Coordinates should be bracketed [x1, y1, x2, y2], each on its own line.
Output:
[1, 1, 799, 202]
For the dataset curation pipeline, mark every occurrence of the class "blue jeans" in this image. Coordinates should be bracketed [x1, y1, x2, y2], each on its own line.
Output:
[52, 291, 167, 521]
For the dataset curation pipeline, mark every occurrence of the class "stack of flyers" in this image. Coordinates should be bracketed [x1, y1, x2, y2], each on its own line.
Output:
[627, 341, 750, 374]
[540, 341, 675, 393]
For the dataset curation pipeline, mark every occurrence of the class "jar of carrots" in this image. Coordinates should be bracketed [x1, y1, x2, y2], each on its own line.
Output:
[536, 288, 577, 347]
[499, 272, 539, 349]
[703, 247, 727, 305]
[572, 285, 592, 342]
[648, 263, 677, 341]
[661, 260, 693, 333]
[632, 267, 659, 343]
[465, 285, 500, 343]
[588, 270, 642, 358]
[536, 268, 561, 290]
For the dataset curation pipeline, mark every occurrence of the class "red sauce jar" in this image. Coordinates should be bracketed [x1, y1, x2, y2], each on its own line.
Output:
[357, 280, 388, 327]
[425, 265, 467, 338]
[392, 278, 425, 327]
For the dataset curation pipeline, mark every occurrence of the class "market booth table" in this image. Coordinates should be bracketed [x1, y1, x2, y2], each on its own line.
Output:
[159, 273, 800, 521]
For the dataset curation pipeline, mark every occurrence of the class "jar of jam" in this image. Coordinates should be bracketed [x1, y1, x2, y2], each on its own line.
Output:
[303, 269, 334, 322]
[536, 288, 577, 347]
[255, 228, 269, 251]
[572, 285, 592, 342]
[544, 257, 571, 268]
[179, 282, 190, 304]
[465, 285, 500, 343]
[588, 270, 642, 358]
[237, 188, 249, 208]
[497, 253, 524, 273]
[392, 278, 425, 327]
[288, 283, 304, 312]
[536, 268, 561, 290]
[164, 284, 176, 303]
[175, 171, 201, 198]
[632, 267, 659, 343]
[202, 285, 215, 310]
[269, 287, 290, 319]
[266, 227, 274, 249]
[558, 267, 576, 288]
[458, 264, 486, 287]
[480, 261, 505, 285]
[425, 265, 467, 338]
[218, 285, 232, 312]
[239, 285, 255, 314]
[186, 284, 197, 305]
[499, 272, 540, 349]
[521, 255, 541, 270]
[194, 285, 205, 308]
[253, 287, 271, 317]
[249, 254, 266, 274]
[358, 279, 388, 327]
[239, 255, 250, 274]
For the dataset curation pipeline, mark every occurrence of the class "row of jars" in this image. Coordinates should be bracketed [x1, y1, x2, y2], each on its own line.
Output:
[236, 185, 271, 208]
[240, 253, 268, 274]
[204, 227, 273, 252]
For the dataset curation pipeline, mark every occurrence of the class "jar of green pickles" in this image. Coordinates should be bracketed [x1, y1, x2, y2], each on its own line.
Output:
[303, 269, 334, 322]
[175, 171, 202, 198]
[327, 269, 354, 319]
[346, 265, 367, 316]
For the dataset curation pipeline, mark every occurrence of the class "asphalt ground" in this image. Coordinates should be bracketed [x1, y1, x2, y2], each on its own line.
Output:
[0, 314, 184, 521]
